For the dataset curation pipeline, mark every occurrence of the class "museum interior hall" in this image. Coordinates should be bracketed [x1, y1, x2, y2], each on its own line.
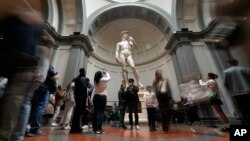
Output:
[0, 0, 250, 141]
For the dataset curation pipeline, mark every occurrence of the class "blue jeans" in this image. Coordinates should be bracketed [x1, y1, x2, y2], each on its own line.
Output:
[0, 71, 35, 141]
[29, 87, 50, 134]
[0, 89, 4, 98]
[10, 81, 42, 141]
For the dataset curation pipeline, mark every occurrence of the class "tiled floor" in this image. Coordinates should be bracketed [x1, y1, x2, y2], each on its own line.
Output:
[24, 124, 229, 141]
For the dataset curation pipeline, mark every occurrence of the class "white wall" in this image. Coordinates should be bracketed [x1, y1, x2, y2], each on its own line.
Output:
[85, 0, 109, 18]
[202, 0, 214, 27]
[52, 46, 71, 86]
[146, 0, 172, 15]
[183, 0, 200, 31]
[50, 0, 59, 31]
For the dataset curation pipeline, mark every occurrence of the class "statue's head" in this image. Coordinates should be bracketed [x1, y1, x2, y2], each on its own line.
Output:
[120, 30, 129, 39]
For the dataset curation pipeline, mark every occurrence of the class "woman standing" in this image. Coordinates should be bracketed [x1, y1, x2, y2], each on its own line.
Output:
[144, 85, 157, 132]
[199, 73, 230, 132]
[152, 69, 172, 134]
[60, 82, 75, 130]
[51, 85, 65, 126]
[92, 70, 111, 134]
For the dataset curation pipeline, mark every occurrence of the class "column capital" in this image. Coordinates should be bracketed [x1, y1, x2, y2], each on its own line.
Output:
[45, 23, 93, 55]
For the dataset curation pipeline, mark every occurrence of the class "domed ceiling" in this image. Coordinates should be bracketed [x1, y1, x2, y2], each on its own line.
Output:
[89, 18, 169, 66]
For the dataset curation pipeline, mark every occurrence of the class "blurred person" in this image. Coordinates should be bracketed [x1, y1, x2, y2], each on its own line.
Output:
[152, 69, 172, 134]
[69, 68, 87, 133]
[86, 77, 94, 98]
[10, 33, 51, 141]
[223, 59, 250, 124]
[60, 82, 75, 130]
[50, 85, 65, 126]
[199, 73, 230, 132]
[81, 77, 94, 130]
[179, 75, 201, 133]
[0, 77, 8, 98]
[0, 4, 45, 140]
[27, 65, 59, 136]
[118, 84, 127, 129]
[214, 0, 250, 62]
[43, 93, 55, 125]
[126, 78, 140, 130]
[92, 69, 111, 134]
[110, 102, 119, 127]
[115, 31, 143, 88]
[144, 85, 157, 132]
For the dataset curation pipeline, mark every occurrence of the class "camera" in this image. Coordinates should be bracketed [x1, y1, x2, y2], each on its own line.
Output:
[102, 69, 106, 74]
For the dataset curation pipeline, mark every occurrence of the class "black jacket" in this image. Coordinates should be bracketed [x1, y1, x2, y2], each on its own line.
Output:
[125, 85, 139, 103]
[118, 89, 126, 106]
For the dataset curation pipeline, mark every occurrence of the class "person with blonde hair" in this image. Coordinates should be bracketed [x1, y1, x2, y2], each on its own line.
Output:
[152, 69, 172, 134]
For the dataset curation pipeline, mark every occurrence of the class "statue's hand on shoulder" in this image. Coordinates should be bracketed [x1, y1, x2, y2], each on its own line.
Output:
[128, 36, 134, 41]
[128, 36, 137, 48]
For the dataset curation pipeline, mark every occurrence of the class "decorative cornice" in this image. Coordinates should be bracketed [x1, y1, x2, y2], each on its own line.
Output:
[165, 18, 219, 54]
[45, 22, 93, 55]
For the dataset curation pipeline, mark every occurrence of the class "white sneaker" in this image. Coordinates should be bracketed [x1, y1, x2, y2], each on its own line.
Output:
[81, 125, 89, 130]
[26, 124, 31, 130]
[190, 127, 198, 134]
[64, 125, 71, 130]
[136, 125, 140, 130]
[51, 122, 59, 127]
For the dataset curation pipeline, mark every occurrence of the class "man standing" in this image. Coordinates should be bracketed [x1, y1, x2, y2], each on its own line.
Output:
[70, 68, 87, 133]
[0, 5, 45, 139]
[27, 65, 59, 136]
[223, 59, 250, 124]
[118, 84, 127, 129]
[81, 78, 94, 130]
[126, 78, 140, 130]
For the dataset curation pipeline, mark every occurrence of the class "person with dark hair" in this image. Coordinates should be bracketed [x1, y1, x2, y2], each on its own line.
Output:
[152, 69, 172, 134]
[69, 68, 87, 133]
[0, 6, 49, 139]
[223, 59, 250, 124]
[92, 69, 110, 134]
[27, 65, 59, 136]
[126, 78, 140, 130]
[11, 29, 51, 140]
[118, 84, 127, 129]
[199, 73, 230, 132]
